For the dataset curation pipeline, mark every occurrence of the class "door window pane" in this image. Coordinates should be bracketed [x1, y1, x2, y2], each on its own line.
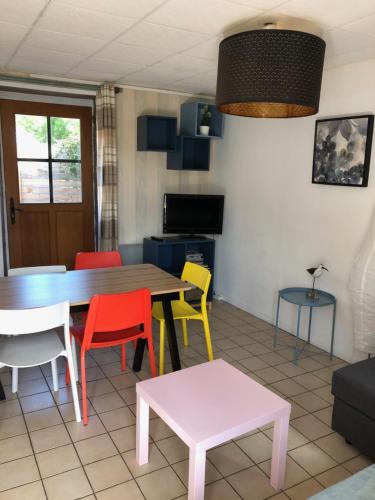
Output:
[15, 115, 48, 159]
[52, 162, 82, 203]
[18, 161, 50, 203]
[51, 117, 81, 161]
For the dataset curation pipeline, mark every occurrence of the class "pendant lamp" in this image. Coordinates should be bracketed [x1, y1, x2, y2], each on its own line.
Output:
[216, 28, 326, 118]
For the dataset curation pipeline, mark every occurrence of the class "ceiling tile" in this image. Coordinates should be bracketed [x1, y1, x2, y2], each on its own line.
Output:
[343, 14, 375, 38]
[324, 47, 375, 70]
[13, 46, 85, 68]
[66, 68, 125, 82]
[25, 29, 106, 56]
[118, 22, 210, 52]
[118, 66, 183, 87]
[36, 2, 137, 40]
[59, 0, 166, 19]
[0, 0, 48, 26]
[148, 54, 217, 80]
[6, 58, 68, 76]
[95, 42, 172, 65]
[146, 0, 263, 35]
[227, 0, 289, 9]
[0, 44, 18, 66]
[76, 58, 144, 75]
[323, 29, 375, 57]
[183, 38, 220, 61]
[0, 22, 28, 46]
[273, 0, 375, 29]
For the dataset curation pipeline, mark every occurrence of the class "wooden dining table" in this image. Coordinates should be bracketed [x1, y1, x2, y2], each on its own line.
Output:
[0, 264, 191, 400]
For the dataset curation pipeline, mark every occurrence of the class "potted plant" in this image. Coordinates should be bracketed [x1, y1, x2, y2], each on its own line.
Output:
[199, 105, 211, 136]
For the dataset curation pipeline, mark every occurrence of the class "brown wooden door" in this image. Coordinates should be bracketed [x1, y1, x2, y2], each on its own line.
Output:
[0, 100, 95, 270]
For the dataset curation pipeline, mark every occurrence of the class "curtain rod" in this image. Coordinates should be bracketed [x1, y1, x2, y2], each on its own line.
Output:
[0, 74, 122, 93]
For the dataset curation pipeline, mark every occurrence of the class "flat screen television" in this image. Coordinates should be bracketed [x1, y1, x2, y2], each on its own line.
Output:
[163, 193, 224, 235]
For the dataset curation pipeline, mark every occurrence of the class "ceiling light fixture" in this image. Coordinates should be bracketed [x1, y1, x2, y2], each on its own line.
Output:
[216, 24, 326, 118]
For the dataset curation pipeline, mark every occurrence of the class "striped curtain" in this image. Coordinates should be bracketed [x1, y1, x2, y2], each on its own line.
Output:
[96, 83, 118, 251]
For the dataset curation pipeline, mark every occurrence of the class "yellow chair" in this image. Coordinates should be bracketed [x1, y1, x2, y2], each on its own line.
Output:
[152, 261, 214, 375]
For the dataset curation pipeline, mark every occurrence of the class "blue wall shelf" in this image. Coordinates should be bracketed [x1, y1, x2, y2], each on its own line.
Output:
[137, 115, 177, 152]
[167, 136, 210, 171]
[180, 101, 223, 138]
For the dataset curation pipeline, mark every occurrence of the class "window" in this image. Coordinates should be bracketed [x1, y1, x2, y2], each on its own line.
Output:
[15, 115, 82, 203]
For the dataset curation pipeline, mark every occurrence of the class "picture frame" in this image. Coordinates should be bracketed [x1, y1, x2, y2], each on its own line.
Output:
[312, 114, 374, 187]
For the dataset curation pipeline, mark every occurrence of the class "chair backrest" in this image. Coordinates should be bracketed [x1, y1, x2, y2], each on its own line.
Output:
[75, 251, 122, 270]
[8, 265, 67, 276]
[82, 288, 151, 348]
[0, 301, 70, 336]
[181, 262, 211, 305]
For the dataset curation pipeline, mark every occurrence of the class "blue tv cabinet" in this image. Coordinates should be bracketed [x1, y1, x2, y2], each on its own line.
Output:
[143, 237, 215, 302]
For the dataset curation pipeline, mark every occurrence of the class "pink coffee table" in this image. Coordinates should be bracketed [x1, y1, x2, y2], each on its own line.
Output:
[136, 359, 291, 500]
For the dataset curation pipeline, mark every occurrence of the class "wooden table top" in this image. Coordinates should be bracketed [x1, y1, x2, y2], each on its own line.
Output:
[0, 264, 192, 310]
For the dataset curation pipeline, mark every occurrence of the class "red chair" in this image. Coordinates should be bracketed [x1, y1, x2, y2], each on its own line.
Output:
[67, 288, 157, 424]
[75, 251, 122, 270]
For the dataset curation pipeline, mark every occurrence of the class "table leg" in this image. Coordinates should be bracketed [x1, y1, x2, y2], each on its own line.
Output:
[162, 296, 181, 371]
[330, 300, 337, 360]
[136, 393, 149, 465]
[270, 413, 289, 490]
[0, 379, 5, 400]
[294, 305, 302, 364]
[307, 307, 313, 344]
[133, 339, 147, 372]
[273, 294, 281, 349]
[188, 448, 206, 500]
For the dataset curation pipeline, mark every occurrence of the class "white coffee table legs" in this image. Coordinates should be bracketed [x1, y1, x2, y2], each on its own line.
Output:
[270, 413, 289, 490]
[188, 447, 206, 500]
[136, 394, 149, 465]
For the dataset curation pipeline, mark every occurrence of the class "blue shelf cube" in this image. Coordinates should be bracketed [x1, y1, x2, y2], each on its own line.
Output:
[137, 115, 177, 152]
[167, 136, 210, 171]
[180, 101, 223, 138]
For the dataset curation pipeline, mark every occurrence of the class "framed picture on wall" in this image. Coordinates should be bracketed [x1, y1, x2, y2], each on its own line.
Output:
[312, 114, 374, 187]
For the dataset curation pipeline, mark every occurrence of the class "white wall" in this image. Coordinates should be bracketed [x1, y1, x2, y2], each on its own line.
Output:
[211, 59, 375, 362]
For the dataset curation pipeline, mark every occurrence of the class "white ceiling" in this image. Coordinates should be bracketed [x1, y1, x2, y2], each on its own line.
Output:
[2, 0, 375, 95]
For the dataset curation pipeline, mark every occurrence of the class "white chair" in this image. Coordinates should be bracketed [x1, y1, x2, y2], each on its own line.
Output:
[0, 301, 81, 422]
[7, 265, 75, 393]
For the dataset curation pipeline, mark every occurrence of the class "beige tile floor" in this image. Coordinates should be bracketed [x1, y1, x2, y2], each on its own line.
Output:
[0, 300, 372, 500]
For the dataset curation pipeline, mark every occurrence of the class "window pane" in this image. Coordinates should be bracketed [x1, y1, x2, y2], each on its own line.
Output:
[52, 162, 82, 203]
[15, 115, 48, 159]
[51, 117, 81, 160]
[18, 161, 50, 203]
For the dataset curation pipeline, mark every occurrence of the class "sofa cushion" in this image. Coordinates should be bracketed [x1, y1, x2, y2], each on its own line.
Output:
[332, 357, 375, 421]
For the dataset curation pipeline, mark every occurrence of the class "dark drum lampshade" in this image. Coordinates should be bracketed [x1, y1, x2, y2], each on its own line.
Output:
[216, 29, 326, 118]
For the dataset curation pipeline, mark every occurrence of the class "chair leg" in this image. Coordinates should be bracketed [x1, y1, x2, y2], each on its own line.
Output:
[181, 319, 189, 347]
[65, 361, 71, 386]
[11, 367, 18, 393]
[81, 351, 88, 425]
[121, 344, 126, 371]
[202, 315, 214, 361]
[147, 335, 157, 378]
[159, 320, 165, 376]
[51, 359, 59, 392]
[71, 336, 78, 381]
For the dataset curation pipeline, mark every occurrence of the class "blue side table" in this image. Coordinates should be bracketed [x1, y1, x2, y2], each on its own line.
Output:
[273, 287, 337, 364]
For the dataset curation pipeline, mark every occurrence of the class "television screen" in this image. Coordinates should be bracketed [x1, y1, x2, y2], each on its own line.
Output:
[163, 194, 224, 234]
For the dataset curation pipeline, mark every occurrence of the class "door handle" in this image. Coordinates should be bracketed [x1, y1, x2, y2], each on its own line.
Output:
[10, 198, 22, 225]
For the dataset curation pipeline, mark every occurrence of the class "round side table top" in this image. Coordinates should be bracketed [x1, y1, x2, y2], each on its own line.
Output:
[279, 287, 335, 307]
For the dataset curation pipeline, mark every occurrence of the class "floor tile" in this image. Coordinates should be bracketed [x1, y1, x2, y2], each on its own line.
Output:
[207, 442, 253, 476]
[136, 466, 186, 500]
[149, 417, 175, 441]
[117, 386, 136, 405]
[90, 391, 125, 414]
[313, 406, 333, 426]
[343, 454, 373, 473]
[0, 480, 46, 499]
[0, 400, 22, 420]
[291, 392, 329, 412]
[24, 406, 63, 432]
[253, 366, 286, 383]
[172, 458, 222, 486]
[36, 444, 80, 478]
[205, 479, 241, 499]
[227, 465, 277, 499]
[291, 413, 333, 441]
[122, 444, 168, 477]
[270, 379, 306, 398]
[85, 455, 131, 492]
[284, 478, 324, 499]
[59, 401, 95, 423]
[66, 414, 106, 442]
[276, 362, 306, 377]
[0, 416, 27, 440]
[258, 456, 310, 489]
[292, 373, 327, 390]
[30, 424, 71, 453]
[96, 479, 144, 500]
[85, 379, 115, 398]
[43, 467, 92, 500]
[109, 372, 139, 390]
[236, 432, 273, 463]
[17, 378, 49, 397]
[316, 464, 351, 487]
[20, 392, 55, 413]
[98, 406, 135, 431]
[155, 435, 189, 465]
[263, 426, 309, 451]
[0, 434, 32, 464]
[313, 385, 334, 404]
[75, 434, 118, 465]
[0, 456, 39, 492]
[315, 433, 361, 463]
[288, 442, 337, 475]
[110, 425, 138, 453]
[239, 357, 269, 371]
